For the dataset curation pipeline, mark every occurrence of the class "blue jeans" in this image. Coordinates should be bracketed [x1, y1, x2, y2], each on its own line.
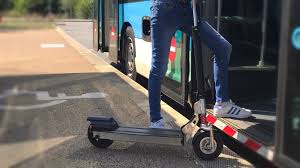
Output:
[149, 0, 232, 122]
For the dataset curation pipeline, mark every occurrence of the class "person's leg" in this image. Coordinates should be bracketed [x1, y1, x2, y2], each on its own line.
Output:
[179, 5, 231, 102]
[199, 21, 231, 103]
[179, 3, 251, 118]
[149, 0, 177, 123]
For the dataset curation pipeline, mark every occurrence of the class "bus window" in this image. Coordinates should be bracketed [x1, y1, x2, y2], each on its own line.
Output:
[104, 0, 111, 51]
[108, 0, 118, 62]
[93, 0, 98, 51]
[162, 31, 184, 96]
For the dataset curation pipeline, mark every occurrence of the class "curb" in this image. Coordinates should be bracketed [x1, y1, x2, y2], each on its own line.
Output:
[55, 19, 92, 22]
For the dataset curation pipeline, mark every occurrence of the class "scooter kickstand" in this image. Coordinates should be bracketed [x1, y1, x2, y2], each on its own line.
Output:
[209, 124, 216, 150]
[181, 99, 206, 145]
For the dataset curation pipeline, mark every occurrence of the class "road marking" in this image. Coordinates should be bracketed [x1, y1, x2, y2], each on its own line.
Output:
[0, 136, 75, 168]
[36, 92, 107, 101]
[0, 100, 67, 111]
[40, 43, 65, 48]
[0, 89, 107, 110]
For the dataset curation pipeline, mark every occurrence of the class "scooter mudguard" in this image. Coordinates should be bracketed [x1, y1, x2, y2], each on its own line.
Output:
[87, 117, 119, 131]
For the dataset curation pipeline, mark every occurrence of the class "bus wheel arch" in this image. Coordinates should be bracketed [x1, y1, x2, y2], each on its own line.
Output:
[120, 24, 137, 80]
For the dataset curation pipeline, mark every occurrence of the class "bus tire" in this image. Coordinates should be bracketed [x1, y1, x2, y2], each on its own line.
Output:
[121, 26, 137, 80]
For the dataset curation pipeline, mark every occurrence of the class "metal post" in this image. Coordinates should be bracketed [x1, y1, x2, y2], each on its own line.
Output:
[194, 99, 206, 115]
[209, 124, 215, 149]
[192, 0, 198, 27]
[257, 0, 268, 67]
[217, 0, 222, 32]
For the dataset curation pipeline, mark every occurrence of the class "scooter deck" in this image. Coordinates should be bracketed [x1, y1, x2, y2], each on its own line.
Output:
[92, 127, 183, 146]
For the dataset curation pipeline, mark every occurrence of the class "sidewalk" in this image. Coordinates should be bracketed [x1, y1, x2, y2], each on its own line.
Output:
[0, 27, 253, 168]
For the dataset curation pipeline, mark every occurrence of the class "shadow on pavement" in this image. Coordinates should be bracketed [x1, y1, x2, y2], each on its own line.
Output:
[0, 72, 252, 168]
[10, 136, 253, 168]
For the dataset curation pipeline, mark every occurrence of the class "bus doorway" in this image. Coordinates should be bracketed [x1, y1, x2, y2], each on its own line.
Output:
[92, 0, 110, 52]
[92, 0, 100, 51]
[199, 0, 282, 163]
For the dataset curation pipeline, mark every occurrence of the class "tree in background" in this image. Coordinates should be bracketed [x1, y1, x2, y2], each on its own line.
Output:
[0, 0, 13, 12]
[26, 0, 61, 15]
[60, 0, 75, 18]
[74, 0, 93, 19]
[1, 0, 93, 18]
[12, 0, 28, 15]
[61, 0, 93, 19]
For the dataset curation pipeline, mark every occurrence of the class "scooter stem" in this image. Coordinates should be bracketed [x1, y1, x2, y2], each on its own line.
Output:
[192, 0, 198, 27]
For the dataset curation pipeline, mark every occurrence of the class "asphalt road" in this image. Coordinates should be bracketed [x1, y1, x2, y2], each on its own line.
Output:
[0, 21, 253, 168]
[57, 21, 93, 50]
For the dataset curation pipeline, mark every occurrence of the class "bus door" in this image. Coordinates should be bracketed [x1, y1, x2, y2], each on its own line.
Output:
[93, 0, 99, 51]
[161, 32, 190, 106]
[275, 0, 300, 167]
[203, 0, 281, 145]
[106, 0, 119, 63]
[93, 0, 107, 52]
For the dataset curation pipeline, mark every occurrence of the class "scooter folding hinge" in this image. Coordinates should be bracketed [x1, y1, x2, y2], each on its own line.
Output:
[194, 99, 206, 115]
[181, 121, 200, 146]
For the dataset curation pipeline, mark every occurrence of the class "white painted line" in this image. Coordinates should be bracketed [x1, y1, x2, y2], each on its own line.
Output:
[40, 43, 65, 48]
[36, 92, 107, 101]
[0, 89, 108, 110]
[0, 136, 75, 168]
[0, 100, 67, 111]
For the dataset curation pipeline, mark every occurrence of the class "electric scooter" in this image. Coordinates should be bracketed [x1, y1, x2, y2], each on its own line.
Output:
[87, 0, 223, 160]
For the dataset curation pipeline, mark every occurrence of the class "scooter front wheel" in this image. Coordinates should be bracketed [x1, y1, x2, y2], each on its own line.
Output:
[192, 131, 223, 160]
[87, 125, 113, 148]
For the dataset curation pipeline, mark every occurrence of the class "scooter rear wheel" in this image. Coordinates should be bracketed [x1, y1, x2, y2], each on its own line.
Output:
[88, 125, 113, 148]
[192, 131, 223, 160]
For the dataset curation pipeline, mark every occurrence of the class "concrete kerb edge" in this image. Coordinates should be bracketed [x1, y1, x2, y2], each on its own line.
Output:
[55, 19, 93, 23]
[55, 26, 189, 127]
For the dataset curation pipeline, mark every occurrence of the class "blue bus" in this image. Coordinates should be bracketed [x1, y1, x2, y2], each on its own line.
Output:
[93, 0, 188, 106]
[91, 0, 300, 167]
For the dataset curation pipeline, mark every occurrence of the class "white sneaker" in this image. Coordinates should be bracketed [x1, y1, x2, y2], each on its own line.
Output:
[213, 100, 252, 119]
[150, 119, 165, 128]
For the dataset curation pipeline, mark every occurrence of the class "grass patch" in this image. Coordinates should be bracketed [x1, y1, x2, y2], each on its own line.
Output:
[0, 17, 54, 31]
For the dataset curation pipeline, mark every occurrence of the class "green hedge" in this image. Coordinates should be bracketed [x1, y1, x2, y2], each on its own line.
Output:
[3, 0, 94, 19]
[74, 0, 93, 19]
